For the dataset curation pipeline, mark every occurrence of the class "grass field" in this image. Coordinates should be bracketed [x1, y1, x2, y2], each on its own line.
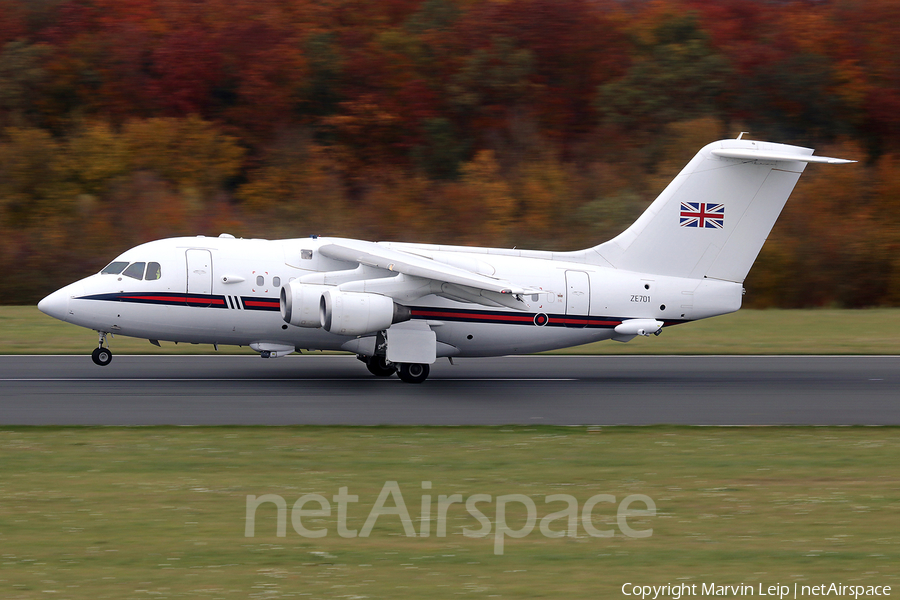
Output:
[2, 306, 900, 355]
[1, 426, 898, 599]
[4, 308, 898, 597]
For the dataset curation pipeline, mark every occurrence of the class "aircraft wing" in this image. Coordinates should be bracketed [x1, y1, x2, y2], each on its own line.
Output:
[317, 238, 537, 309]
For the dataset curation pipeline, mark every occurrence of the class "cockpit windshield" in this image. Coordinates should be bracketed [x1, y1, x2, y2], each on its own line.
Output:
[101, 261, 129, 275]
[122, 262, 146, 280]
[102, 261, 162, 280]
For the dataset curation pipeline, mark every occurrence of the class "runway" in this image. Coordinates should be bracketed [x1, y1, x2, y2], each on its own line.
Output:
[1, 354, 897, 426]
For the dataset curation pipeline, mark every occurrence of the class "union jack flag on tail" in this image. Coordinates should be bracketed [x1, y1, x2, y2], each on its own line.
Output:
[680, 202, 725, 228]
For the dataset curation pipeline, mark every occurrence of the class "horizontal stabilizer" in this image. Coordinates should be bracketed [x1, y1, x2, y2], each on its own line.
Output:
[711, 149, 855, 164]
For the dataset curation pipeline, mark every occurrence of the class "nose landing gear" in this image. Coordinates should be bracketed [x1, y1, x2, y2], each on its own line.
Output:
[91, 332, 113, 366]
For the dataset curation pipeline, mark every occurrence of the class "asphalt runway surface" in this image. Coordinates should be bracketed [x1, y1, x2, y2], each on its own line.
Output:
[1, 354, 897, 426]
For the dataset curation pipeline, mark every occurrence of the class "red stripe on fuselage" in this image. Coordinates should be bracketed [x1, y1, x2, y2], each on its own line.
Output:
[556, 317, 620, 326]
[412, 309, 534, 322]
[411, 308, 622, 327]
[121, 294, 225, 305]
[243, 299, 279, 308]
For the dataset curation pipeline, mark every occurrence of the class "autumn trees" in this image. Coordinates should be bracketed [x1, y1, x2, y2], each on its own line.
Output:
[0, 0, 898, 306]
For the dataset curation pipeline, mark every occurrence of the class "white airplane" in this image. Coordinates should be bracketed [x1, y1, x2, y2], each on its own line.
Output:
[38, 138, 853, 382]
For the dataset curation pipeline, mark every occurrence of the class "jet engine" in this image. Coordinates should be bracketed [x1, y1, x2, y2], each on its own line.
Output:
[320, 290, 411, 336]
[281, 282, 329, 328]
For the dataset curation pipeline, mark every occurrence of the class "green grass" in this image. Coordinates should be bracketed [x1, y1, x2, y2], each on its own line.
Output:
[3, 305, 900, 354]
[1, 426, 898, 598]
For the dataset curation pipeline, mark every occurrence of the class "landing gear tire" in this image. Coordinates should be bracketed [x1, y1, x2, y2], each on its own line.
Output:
[397, 363, 429, 384]
[365, 356, 397, 377]
[91, 347, 113, 366]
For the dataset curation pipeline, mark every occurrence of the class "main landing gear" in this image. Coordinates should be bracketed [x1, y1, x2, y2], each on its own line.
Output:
[357, 355, 430, 383]
[397, 362, 429, 384]
[362, 355, 397, 377]
[91, 332, 113, 366]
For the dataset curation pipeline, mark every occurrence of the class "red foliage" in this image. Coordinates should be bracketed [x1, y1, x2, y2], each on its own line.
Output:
[0, 2, 26, 45]
[457, 0, 629, 140]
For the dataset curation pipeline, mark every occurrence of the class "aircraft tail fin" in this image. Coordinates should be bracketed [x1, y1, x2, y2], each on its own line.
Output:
[585, 139, 853, 283]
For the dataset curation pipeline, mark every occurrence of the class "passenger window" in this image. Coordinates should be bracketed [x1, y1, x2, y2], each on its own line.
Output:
[101, 261, 129, 275]
[256, 275, 264, 286]
[145, 262, 162, 281]
[301, 249, 313, 260]
[273, 276, 281, 287]
[122, 262, 146, 280]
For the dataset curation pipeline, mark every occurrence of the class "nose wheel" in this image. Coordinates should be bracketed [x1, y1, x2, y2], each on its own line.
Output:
[91, 332, 113, 366]
[91, 346, 113, 366]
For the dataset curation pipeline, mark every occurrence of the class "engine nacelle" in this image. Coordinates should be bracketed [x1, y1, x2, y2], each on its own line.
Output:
[320, 290, 411, 336]
[281, 282, 329, 328]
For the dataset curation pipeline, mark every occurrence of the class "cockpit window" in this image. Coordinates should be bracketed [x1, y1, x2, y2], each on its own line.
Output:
[101, 261, 129, 275]
[145, 262, 162, 281]
[122, 262, 146, 280]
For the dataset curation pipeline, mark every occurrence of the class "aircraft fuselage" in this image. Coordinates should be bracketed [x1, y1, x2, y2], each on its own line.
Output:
[40, 234, 742, 357]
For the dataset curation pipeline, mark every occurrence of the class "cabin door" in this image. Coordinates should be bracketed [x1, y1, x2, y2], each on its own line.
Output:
[186, 249, 213, 306]
[565, 270, 591, 327]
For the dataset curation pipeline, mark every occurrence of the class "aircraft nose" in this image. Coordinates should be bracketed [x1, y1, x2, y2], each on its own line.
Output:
[38, 287, 72, 322]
